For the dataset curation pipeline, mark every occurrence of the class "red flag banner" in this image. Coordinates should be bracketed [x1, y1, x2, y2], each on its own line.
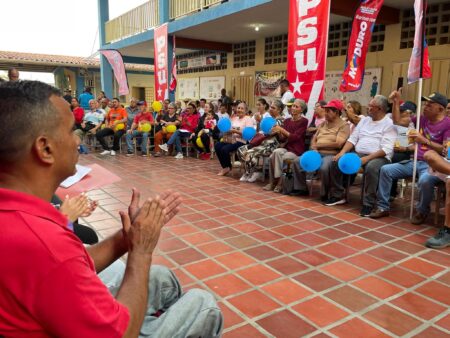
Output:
[408, 0, 432, 84]
[169, 35, 177, 92]
[287, 0, 330, 117]
[340, 0, 384, 92]
[154, 23, 169, 101]
[99, 49, 129, 96]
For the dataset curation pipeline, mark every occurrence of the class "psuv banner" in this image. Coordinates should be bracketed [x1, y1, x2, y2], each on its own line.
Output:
[340, 0, 384, 92]
[99, 49, 129, 96]
[154, 23, 169, 101]
[287, 0, 330, 116]
[407, 0, 432, 84]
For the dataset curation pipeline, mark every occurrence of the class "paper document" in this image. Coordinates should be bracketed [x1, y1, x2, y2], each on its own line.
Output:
[60, 165, 92, 188]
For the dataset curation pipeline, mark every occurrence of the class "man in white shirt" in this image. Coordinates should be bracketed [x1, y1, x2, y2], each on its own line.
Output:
[280, 79, 294, 119]
[334, 95, 397, 216]
[198, 98, 206, 116]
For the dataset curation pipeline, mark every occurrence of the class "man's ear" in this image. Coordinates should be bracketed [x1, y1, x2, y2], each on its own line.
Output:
[33, 136, 55, 165]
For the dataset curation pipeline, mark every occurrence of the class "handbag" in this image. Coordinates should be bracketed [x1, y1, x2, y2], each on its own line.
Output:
[249, 133, 267, 147]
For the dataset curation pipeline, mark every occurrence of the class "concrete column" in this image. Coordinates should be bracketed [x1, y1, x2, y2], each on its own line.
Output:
[98, 0, 114, 98]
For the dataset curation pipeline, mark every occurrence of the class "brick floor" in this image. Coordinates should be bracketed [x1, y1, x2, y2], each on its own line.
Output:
[79, 154, 450, 337]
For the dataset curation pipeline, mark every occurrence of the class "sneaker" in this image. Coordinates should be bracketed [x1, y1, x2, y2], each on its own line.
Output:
[411, 212, 428, 225]
[100, 150, 110, 155]
[247, 171, 263, 183]
[126, 151, 134, 156]
[174, 152, 184, 159]
[141, 153, 147, 157]
[160, 144, 169, 152]
[240, 173, 249, 182]
[359, 205, 373, 217]
[320, 195, 328, 203]
[369, 208, 390, 219]
[153, 152, 161, 157]
[110, 150, 116, 156]
[289, 189, 310, 196]
[324, 197, 346, 206]
[425, 227, 450, 249]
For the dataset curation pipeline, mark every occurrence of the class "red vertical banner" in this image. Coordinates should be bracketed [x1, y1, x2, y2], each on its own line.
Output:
[340, 0, 384, 92]
[169, 36, 177, 92]
[154, 23, 169, 101]
[99, 49, 129, 96]
[287, 0, 330, 115]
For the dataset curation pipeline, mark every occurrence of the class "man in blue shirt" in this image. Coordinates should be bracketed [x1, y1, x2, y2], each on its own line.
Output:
[78, 87, 94, 110]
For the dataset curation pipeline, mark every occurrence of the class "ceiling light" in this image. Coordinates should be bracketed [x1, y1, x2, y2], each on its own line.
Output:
[255, 26, 260, 32]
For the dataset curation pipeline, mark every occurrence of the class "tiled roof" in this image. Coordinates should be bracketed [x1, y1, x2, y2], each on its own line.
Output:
[0, 50, 153, 72]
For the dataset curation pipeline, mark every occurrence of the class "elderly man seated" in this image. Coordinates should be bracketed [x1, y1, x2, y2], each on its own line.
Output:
[334, 95, 397, 217]
[369, 91, 450, 224]
[291, 100, 350, 205]
[0, 81, 223, 337]
[74, 99, 105, 141]
[125, 101, 154, 157]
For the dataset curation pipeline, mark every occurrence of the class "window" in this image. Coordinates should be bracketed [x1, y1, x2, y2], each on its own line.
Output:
[233, 40, 256, 68]
[264, 34, 288, 64]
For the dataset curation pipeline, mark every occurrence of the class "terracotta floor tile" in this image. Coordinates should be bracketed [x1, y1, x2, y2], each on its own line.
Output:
[437, 271, 450, 285]
[315, 228, 349, 240]
[236, 210, 266, 221]
[270, 238, 306, 253]
[237, 265, 282, 286]
[251, 230, 283, 242]
[377, 266, 426, 288]
[332, 211, 361, 221]
[233, 222, 264, 234]
[293, 270, 341, 292]
[224, 234, 259, 249]
[411, 326, 449, 338]
[228, 290, 280, 318]
[361, 231, 395, 243]
[184, 259, 227, 280]
[215, 251, 256, 270]
[320, 261, 366, 282]
[295, 209, 322, 218]
[261, 279, 312, 304]
[173, 268, 195, 286]
[208, 227, 241, 239]
[157, 237, 188, 253]
[266, 256, 309, 275]
[272, 224, 304, 236]
[390, 292, 447, 320]
[293, 233, 329, 246]
[222, 324, 267, 338]
[325, 285, 378, 312]
[367, 246, 408, 263]
[292, 220, 325, 232]
[352, 276, 403, 299]
[364, 304, 422, 336]
[436, 314, 450, 331]
[346, 253, 388, 272]
[292, 296, 349, 327]
[335, 223, 367, 235]
[399, 257, 445, 277]
[415, 281, 450, 306]
[244, 245, 284, 261]
[339, 236, 376, 250]
[197, 241, 234, 257]
[182, 232, 216, 245]
[254, 217, 284, 228]
[293, 249, 334, 267]
[330, 318, 391, 338]
[218, 302, 243, 329]
[192, 219, 224, 230]
[205, 274, 252, 298]
[257, 310, 316, 338]
[389, 239, 427, 254]
[167, 248, 206, 265]
[318, 242, 358, 259]
[419, 251, 450, 267]
[168, 224, 199, 236]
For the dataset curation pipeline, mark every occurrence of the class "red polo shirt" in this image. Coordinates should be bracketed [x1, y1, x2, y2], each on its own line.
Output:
[0, 188, 129, 337]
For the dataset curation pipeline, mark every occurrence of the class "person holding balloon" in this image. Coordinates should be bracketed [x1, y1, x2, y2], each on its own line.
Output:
[160, 102, 199, 159]
[125, 101, 155, 156]
[153, 102, 180, 157]
[292, 100, 350, 204]
[263, 99, 308, 192]
[192, 103, 219, 160]
[96, 97, 128, 156]
[215, 102, 254, 176]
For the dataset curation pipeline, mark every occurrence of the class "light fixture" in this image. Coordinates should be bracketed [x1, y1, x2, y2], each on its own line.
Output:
[255, 25, 260, 32]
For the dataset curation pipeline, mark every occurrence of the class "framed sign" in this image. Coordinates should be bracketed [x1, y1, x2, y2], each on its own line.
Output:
[199, 76, 225, 100]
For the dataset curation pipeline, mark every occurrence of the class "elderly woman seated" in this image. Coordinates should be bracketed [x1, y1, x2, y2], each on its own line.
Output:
[291, 100, 350, 205]
[237, 99, 284, 182]
[263, 99, 308, 193]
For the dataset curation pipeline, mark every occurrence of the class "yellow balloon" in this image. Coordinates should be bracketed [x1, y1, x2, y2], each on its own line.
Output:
[114, 123, 125, 131]
[166, 124, 177, 133]
[152, 101, 163, 112]
[138, 123, 151, 132]
[196, 137, 204, 149]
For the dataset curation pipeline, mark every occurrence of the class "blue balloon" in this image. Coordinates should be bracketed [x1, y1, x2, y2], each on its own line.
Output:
[217, 117, 231, 133]
[299, 150, 322, 172]
[260, 117, 276, 135]
[338, 153, 362, 175]
[242, 127, 256, 141]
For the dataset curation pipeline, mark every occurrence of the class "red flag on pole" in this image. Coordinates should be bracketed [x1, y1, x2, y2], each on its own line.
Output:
[169, 36, 177, 92]
[286, 0, 330, 119]
[340, 0, 384, 92]
[407, 0, 432, 84]
[154, 23, 169, 101]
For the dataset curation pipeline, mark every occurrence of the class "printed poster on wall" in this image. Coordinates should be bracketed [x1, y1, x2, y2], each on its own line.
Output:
[325, 68, 382, 106]
[177, 78, 199, 100]
[254, 71, 286, 97]
[200, 76, 225, 100]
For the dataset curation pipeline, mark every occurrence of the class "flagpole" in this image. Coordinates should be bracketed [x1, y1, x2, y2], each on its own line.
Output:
[409, 0, 426, 220]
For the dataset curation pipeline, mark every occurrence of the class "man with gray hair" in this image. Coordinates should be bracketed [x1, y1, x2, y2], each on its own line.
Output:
[333, 95, 397, 216]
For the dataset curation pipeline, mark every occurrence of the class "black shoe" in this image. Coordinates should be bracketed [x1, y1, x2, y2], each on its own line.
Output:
[290, 189, 309, 196]
[389, 196, 395, 202]
[324, 197, 346, 206]
[320, 195, 328, 203]
[359, 205, 373, 217]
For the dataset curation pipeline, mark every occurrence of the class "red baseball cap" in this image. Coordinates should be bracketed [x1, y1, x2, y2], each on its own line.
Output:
[323, 99, 344, 111]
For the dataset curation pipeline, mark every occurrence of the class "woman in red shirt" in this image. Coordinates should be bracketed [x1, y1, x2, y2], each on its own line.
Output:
[71, 98, 85, 130]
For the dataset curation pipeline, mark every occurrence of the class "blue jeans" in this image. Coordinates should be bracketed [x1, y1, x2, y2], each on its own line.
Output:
[377, 160, 443, 214]
[167, 130, 191, 153]
[126, 131, 149, 153]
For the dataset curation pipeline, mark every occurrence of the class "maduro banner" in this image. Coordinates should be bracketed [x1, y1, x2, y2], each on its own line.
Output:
[99, 49, 129, 96]
[287, 0, 330, 118]
[340, 0, 384, 92]
[154, 23, 169, 101]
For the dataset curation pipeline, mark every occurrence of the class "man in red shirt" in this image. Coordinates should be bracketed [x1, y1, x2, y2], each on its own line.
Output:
[96, 97, 128, 156]
[125, 101, 155, 156]
[0, 81, 222, 337]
